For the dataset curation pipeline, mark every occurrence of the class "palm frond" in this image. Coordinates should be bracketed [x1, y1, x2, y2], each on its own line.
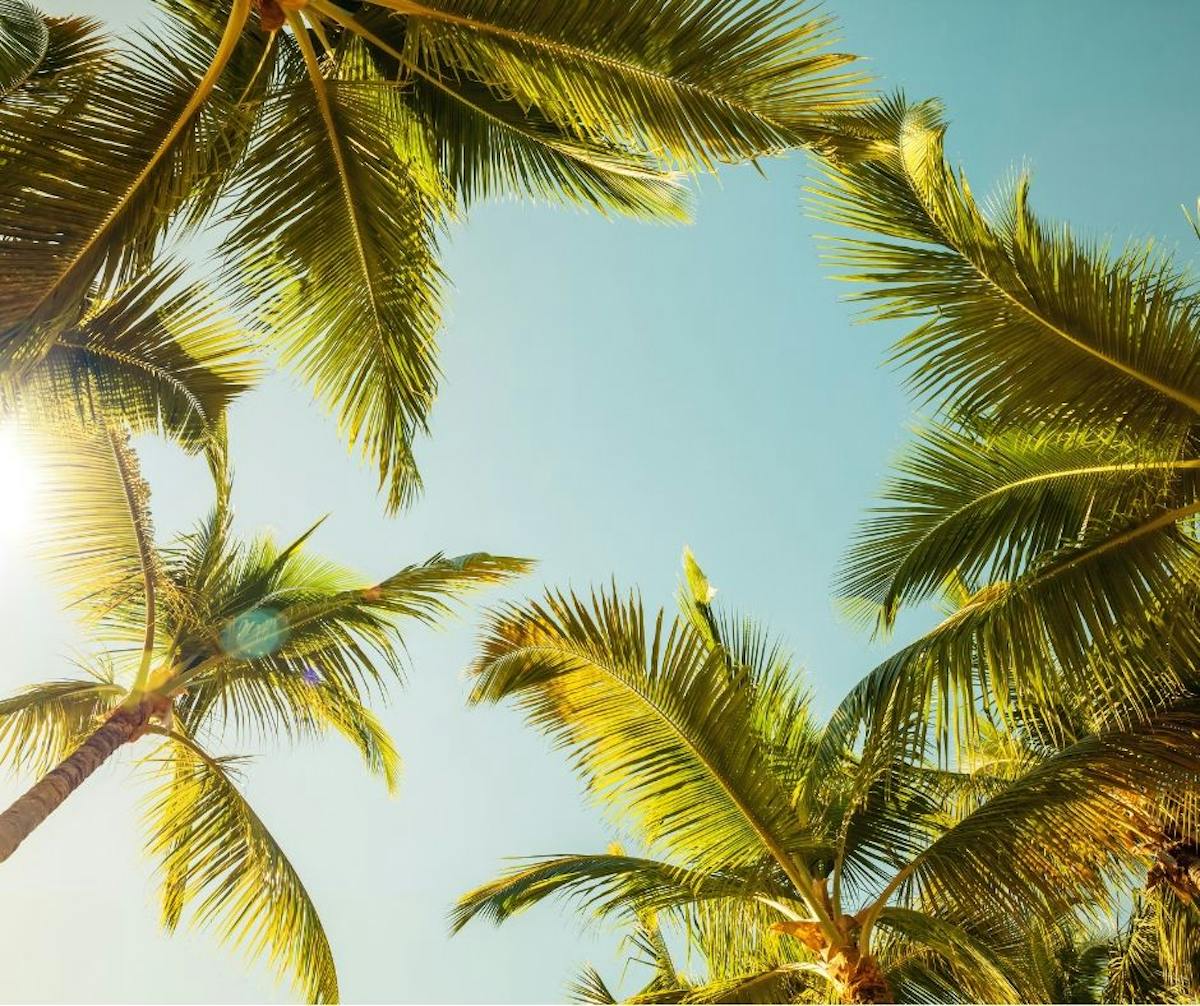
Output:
[0, 0, 47, 95]
[0, 4, 261, 338]
[388, 0, 866, 169]
[810, 94, 1200, 434]
[227, 28, 449, 512]
[7, 263, 261, 448]
[0, 674, 124, 776]
[840, 420, 1200, 631]
[142, 734, 339, 1003]
[452, 852, 768, 933]
[470, 586, 823, 888]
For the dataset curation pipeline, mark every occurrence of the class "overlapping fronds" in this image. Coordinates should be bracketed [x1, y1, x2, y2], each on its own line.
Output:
[142, 736, 339, 1003]
[0, 3, 265, 341]
[6, 264, 260, 448]
[840, 420, 1200, 632]
[470, 585, 822, 880]
[387, 0, 866, 170]
[0, 674, 123, 776]
[810, 94, 1200, 436]
[0, 0, 47, 95]
[227, 32, 449, 512]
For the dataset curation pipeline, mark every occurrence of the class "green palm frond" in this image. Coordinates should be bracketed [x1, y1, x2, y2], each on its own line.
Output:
[311, 1, 692, 220]
[452, 852, 769, 934]
[7, 263, 261, 447]
[0, 4, 262, 339]
[872, 908, 1019, 1003]
[470, 586, 823, 884]
[386, 0, 865, 169]
[142, 734, 339, 1003]
[0, 674, 124, 776]
[0, 0, 47, 95]
[840, 421, 1200, 632]
[810, 94, 1200, 435]
[30, 422, 161, 642]
[567, 965, 618, 1005]
[227, 30, 449, 512]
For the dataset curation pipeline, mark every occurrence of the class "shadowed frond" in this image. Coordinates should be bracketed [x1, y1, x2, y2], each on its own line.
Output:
[6, 264, 261, 448]
[142, 734, 339, 1003]
[386, 0, 866, 169]
[0, 0, 47, 95]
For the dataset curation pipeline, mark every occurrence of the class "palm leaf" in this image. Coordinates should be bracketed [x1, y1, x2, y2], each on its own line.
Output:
[0, 0, 47, 95]
[142, 734, 339, 1003]
[470, 586, 823, 887]
[810, 95, 1200, 435]
[0, 674, 124, 776]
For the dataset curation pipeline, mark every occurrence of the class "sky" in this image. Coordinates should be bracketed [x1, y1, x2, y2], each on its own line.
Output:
[2, 0, 1200, 1001]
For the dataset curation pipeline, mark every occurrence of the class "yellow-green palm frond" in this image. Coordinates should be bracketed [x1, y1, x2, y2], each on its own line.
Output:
[566, 965, 618, 1005]
[470, 586, 824, 884]
[0, 11, 269, 340]
[810, 94, 1200, 436]
[7, 263, 261, 449]
[452, 852, 774, 935]
[839, 420, 1200, 634]
[142, 735, 339, 1003]
[0, 672, 124, 777]
[387, 0, 866, 170]
[310, 0, 691, 221]
[226, 34, 450, 513]
[0, 0, 47, 95]
[28, 422, 162, 645]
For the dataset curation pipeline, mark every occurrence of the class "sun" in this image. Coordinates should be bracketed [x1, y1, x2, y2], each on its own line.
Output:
[0, 427, 40, 547]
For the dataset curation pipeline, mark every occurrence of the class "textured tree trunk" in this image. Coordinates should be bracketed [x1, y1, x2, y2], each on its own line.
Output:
[829, 947, 892, 1005]
[0, 701, 157, 863]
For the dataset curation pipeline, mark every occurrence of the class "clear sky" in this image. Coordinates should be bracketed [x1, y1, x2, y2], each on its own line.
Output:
[2, 1, 1199, 1001]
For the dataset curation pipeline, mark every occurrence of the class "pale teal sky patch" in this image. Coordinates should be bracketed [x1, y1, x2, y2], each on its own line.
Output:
[2, 1, 1198, 1001]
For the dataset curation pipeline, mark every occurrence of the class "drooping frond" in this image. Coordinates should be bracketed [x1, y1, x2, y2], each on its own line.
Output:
[384, 0, 866, 169]
[7, 263, 261, 448]
[30, 423, 161, 642]
[810, 94, 1200, 435]
[0, 0, 47, 95]
[0, 674, 124, 776]
[142, 735, 339, 1004]
[470, 587, 824, 886]
[227, 28, 450, 511]
[451, 852, 769, 934]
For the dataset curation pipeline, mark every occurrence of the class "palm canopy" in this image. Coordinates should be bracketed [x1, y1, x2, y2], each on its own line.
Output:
[0, 0, 867, 510]
[0, 426, 529, 1001]
[802, 94, 1200, 752]
[452, 552, 1200, 1003]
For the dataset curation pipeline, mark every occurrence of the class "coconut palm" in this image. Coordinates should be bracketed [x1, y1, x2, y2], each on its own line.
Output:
[0, 427, 528, 1000]
[451, 551, 1200, 1003]
[0, 0, 867, 511]
[789, 94, 1200, 755]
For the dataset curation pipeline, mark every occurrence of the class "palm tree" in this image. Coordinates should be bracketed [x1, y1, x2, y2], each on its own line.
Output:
[0, 0, 867, 511]
[0, 426, 527, 1000]
[791, 94, 1200, 755]
[451, 551, 1200, 1003]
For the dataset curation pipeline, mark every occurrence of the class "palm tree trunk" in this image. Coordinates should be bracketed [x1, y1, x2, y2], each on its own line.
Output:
[0, 701, 156, 863]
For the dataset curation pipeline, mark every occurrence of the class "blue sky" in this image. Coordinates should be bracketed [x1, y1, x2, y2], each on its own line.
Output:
[2, 1, 1200, 1001]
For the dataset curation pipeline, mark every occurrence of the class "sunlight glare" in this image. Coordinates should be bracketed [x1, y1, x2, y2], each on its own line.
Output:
[0, 427, 40, 549]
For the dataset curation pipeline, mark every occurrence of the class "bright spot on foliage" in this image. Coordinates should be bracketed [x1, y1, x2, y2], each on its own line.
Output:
[220, 608, 288, 659]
